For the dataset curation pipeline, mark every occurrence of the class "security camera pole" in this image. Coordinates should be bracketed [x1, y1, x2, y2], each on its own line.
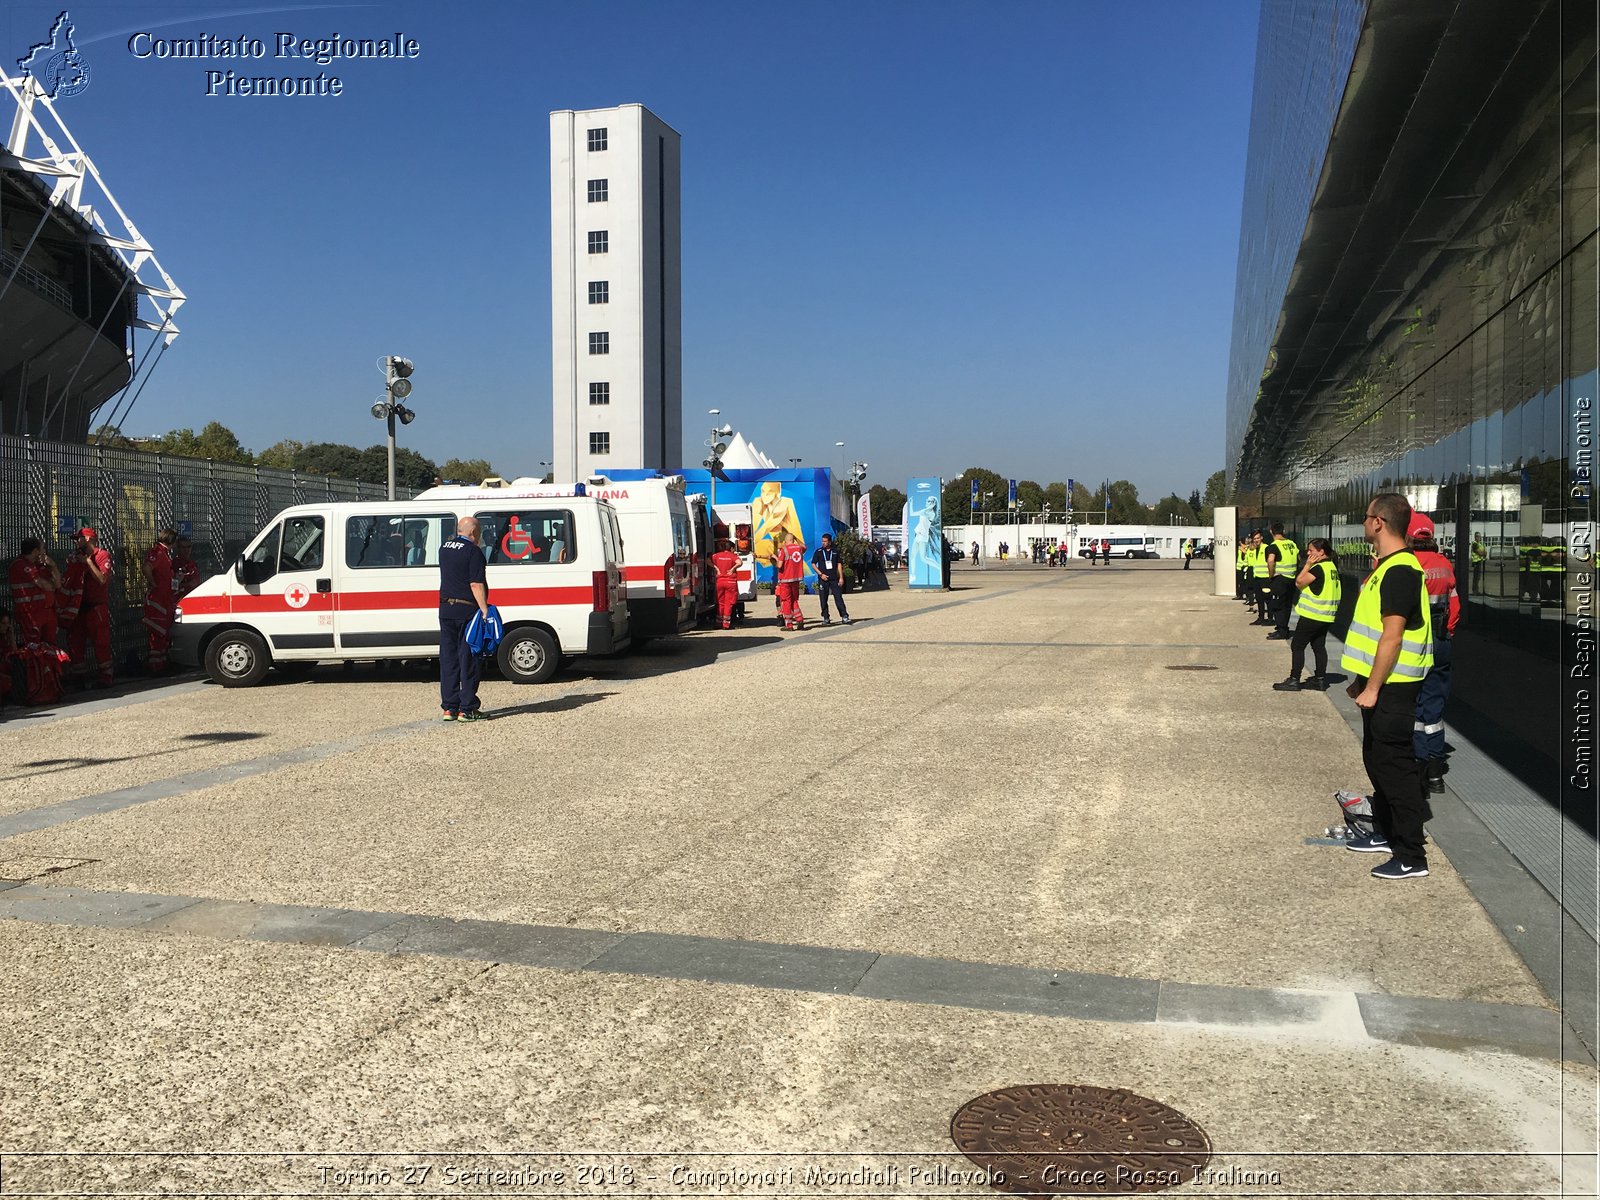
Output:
[372, 356, 416, 500]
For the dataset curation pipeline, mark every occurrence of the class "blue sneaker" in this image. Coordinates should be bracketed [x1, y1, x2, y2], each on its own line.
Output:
[1371, 857, 1428, 880]
[1345, 833, 1390, 853]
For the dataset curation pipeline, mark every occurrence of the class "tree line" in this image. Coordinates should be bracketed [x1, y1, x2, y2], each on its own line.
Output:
[867, 468, 1228, 528]
[91, 422, 495, 491]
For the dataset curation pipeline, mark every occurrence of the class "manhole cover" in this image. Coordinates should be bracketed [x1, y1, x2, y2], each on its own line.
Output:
[951, 1084, 1211, 1194]
[1165, 664, 1217, 672]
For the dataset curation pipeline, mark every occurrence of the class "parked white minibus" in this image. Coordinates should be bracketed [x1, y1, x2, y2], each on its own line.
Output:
[171, 495, 629, 686]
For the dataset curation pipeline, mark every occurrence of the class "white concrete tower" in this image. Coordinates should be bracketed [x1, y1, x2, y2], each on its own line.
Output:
[550, 104, 682, 481]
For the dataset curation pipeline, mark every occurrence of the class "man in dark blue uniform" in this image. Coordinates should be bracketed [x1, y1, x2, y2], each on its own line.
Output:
[439, 515, 490, 721]
[810, 533, 851, 626]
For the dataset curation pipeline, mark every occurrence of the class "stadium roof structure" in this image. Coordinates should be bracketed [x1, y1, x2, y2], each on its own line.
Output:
[1, 63, 185, 436]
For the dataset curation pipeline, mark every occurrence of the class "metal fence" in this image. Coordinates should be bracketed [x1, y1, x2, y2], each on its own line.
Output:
[1, 434, 399, 672]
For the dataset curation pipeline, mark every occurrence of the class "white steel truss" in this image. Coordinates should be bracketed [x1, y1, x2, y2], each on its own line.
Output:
[1, 61, 185, 428]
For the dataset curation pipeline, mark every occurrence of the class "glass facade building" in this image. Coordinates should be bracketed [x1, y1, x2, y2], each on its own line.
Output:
[1226, 1, 1596, 903]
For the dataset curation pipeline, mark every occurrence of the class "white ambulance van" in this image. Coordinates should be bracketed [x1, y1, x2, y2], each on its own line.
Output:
[171, 493, 629, 687]
[422, 476, 698, 639]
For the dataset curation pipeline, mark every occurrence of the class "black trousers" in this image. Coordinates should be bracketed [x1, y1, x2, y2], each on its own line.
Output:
[1288, 617, 1330, 677]
[1361, 680, 1427, 867]
[1251, 577, 1271, 617]
[1270, 577, 1294, 631]
[439, 611, 481, 714]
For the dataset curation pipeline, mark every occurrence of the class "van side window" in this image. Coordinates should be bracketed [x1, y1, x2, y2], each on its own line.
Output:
[279, 516, 324, 572]
[345, 514, 457, 568]
[476, 509, 577, 565]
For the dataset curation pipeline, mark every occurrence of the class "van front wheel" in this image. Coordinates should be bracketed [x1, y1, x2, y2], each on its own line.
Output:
[206, 629, 270, 687]
[498, 627, 559, 684]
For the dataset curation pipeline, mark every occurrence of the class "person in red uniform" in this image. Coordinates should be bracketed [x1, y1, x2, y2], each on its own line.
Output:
[67, 527, 114, 687]
[1407, 513, 1460, 794]
[8, 537, 62, 648]
[775, 531, 807, 631]
[141, 527, 178, 674]
[174, 536, 202, 598]
[710, 537, 741, 630]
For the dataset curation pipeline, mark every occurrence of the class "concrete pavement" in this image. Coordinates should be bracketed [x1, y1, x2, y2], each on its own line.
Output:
[2, 561, 1594, 1196]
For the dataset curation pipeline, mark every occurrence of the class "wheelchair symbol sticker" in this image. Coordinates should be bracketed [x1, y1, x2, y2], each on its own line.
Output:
[501, 517, 534, 560]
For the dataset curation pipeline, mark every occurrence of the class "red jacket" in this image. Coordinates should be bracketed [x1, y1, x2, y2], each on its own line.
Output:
[1413, 548, 1460, 635]
[777, 542, 806, 582]
[145, 542, 174, 600]
[8, 556, 52, 621]
[78, 547, 113, 606]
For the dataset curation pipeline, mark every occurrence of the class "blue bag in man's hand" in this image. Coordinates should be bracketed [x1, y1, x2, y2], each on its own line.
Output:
[463, 606, 504, 655]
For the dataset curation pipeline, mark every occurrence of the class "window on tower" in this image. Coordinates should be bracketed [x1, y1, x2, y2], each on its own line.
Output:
[589, 383, 610, 405]
[587, 128, 607, 152]
[589, 332, 609, 355]
[589, 432, 610, 455]
[587, 179, 608, 203]
[587, 230, 608, 254]
[588, 281, 609, 304]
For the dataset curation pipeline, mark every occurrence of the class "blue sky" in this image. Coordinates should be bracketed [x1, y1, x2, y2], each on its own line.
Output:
[3, 0, 1258, 499]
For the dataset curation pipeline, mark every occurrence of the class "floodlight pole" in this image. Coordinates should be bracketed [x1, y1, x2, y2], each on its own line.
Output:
[386, 402, 397, 502]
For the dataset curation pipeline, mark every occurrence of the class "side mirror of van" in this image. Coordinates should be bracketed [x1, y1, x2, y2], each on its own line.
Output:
[235, 555, 268, 586]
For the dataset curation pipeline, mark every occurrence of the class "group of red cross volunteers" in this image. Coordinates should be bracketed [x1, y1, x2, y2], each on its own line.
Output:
[707, 528, 853, 633]
[1235, 492, 1460, 883]
[3, 527, 200, 709]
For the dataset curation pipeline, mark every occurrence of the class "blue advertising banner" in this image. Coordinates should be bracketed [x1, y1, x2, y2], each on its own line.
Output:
[970, 478, 978, 510]
[1007, 478, 1017, 510]
[603, 467, 835, 584]
[907, 476, 943, 590]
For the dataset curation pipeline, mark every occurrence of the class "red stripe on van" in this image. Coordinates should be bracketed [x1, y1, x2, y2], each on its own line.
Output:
[340, 586, 594, 609]
[182, 587, 595, 616]
[622, 565, 667, 583]
[233, 593, 332, 613]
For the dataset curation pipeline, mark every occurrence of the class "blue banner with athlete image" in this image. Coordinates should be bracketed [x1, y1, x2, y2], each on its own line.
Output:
[907, 476, 944, 590]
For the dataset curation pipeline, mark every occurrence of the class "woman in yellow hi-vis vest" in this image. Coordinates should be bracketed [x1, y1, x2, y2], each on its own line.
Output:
[1273, 538, 1340, 691]
[1342, 494, 1434, 881]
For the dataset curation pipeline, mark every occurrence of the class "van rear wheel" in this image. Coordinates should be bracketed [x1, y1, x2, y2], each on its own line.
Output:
[206, 629, 270, 687]
[498, 627, 559, 684]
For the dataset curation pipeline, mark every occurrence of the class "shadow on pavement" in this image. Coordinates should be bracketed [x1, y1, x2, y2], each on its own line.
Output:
[5, 730, 268, 780]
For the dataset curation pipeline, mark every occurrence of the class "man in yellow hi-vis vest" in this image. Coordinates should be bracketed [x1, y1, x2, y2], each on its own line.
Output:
[1342, 492, 1434, 881]
[1264, 520, 1299, 639]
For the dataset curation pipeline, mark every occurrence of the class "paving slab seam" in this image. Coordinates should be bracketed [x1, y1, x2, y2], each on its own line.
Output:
[0, 578, 1074, 839]
[0, 584, 1054, 837]
[0, 678, 211, 734]
[0, 882, 1583, 1064]
[0, 673, 645, 840]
